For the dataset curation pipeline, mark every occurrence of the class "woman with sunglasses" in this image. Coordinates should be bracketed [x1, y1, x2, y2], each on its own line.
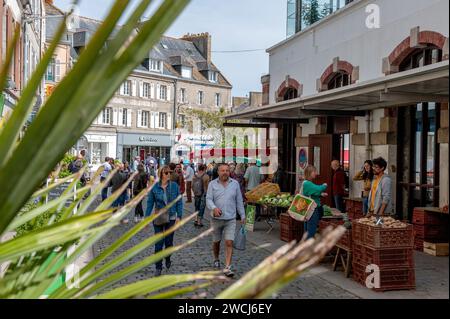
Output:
[146, 165, 183, 277]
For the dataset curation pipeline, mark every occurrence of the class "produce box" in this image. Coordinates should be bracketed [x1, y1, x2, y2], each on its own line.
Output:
[352, 217, 414, 249]
[352, 243, 414, 268]
[352, 262, 415, 292]
[280, 213, 304, 242]
[413, 208, 448, 225]
[423, 242, 449, 256]
[413, 224, 449, 241]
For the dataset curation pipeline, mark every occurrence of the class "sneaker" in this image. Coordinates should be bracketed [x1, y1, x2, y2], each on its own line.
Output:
[121, 219, 129, 224]
[223, 265, 234, 278]
[155, 269, 162, 277]
[213, 260, 220, 269]
[134, 216, 139, 223]
[165, 259, 172, 270]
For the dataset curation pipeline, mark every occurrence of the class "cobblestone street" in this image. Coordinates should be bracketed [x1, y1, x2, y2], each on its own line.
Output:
[92, 197, 359, 299]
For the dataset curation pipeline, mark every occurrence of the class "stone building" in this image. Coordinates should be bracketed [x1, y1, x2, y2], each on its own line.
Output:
[227, 0, 449, 219]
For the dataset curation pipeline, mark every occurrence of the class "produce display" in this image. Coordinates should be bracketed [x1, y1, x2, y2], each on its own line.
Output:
[357, 216, 408, 228]
[323, 205, 333, 217]
[258, 193, 294, 208]
[245, 183, 281, 203]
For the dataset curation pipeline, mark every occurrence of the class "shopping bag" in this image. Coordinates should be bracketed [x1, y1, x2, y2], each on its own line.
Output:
[287, 193, 317, 222]
[233, 225, 247, 251]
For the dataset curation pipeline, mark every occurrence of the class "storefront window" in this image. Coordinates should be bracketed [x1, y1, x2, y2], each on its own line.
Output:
[91, 142, 108, 165]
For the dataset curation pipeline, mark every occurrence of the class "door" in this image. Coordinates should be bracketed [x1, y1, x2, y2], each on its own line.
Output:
[308, 134, 333, 206]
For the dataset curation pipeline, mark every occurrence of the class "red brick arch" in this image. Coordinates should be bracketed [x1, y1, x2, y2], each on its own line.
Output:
[319, 60, 356, 91]
[388, 30, 448, 69]
[276, 77, 301, 100]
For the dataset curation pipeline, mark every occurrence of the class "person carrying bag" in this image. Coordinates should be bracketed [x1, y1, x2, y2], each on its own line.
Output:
[146, 165, 183, 277]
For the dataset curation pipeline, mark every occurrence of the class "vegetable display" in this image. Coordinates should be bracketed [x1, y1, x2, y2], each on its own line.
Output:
[357, 216, 408, 228]
[257, 194, 295, 208]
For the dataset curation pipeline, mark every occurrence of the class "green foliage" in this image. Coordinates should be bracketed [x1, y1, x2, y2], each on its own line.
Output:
[0, 0, 342, 300]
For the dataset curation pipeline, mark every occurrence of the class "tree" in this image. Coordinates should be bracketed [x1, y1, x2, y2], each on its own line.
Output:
[301, 0, 322, 27]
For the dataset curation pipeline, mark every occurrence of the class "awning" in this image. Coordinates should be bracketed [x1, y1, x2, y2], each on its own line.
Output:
[225, 61, 449, 121]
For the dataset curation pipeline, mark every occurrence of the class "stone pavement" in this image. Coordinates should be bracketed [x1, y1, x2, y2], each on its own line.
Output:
[92, 196, 449, 299]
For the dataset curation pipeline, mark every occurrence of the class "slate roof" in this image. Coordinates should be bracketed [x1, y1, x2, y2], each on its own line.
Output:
[44, 5, 231, 87]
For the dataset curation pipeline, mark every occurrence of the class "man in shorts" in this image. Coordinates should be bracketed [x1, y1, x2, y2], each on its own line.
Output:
[206, 163, 246, 277]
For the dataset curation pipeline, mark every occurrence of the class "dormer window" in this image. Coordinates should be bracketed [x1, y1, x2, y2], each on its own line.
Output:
[209, 71, 218, 83]
[150, 59, 162, 72]
[181, 66, 193, 79]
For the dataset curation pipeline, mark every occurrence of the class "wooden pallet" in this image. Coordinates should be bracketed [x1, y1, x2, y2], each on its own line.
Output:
[423, 242, 449, 256]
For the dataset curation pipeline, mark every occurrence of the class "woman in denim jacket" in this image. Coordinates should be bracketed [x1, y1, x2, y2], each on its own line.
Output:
[146, 165, 183, 277]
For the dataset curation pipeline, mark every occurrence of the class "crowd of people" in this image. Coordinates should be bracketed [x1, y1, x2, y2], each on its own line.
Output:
[73, 151, 392, 279]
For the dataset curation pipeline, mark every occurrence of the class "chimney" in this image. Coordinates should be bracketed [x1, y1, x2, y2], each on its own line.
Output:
[182, 32, 211, 63]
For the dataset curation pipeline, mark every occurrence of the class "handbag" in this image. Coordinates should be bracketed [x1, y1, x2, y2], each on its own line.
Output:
[153, 209, 170, 226]
[233, 225, 247, 250]
[288, 183, 317, 222]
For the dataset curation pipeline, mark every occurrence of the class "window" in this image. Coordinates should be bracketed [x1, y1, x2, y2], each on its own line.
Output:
[102, 107, 112, 125]
[160, 85, 168, 100]
[46, 58, 55, 81]
[159, 112, 167, 129]
[178, 114, 186, 128]
[123, 80, 132, 96]
[141, 111, 149, 127]
[150, 59, 162, 72]
[327, 71, 351, 90]
[399, 45, 443, 71]
[181, 66, 192, 79]
[283, 88, 298, 101]
[122, 109, 128, 126]
[215, 93, 221, 107]
[143, 82, 151, 98]
[208, 71, 218, 83]
[197, 91, 204, 105]
[180, 88, 187, 103]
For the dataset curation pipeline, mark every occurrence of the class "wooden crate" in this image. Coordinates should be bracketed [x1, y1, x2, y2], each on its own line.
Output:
[423, 242, 449, 256]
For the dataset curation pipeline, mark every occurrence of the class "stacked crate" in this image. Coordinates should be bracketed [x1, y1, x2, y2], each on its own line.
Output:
[412, 208, 449, 251]
[280, 213, 304, 242]
[345, 199, 364, 220]
[352, 221, 415, 292]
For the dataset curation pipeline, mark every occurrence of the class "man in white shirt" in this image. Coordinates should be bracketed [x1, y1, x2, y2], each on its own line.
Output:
[100, 157, 113, 201]
[184, 162, 195, 203]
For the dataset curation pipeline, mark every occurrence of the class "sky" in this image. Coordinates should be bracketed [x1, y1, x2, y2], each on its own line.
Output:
[54, 0, 288, 97]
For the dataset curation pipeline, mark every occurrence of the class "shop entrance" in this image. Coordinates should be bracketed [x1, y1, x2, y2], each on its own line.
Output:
[308, 134, 333, 206]
[397, 103, 441, 220]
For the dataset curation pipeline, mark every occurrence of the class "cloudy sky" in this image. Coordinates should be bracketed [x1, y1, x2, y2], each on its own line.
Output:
[54, 0, 288, 97]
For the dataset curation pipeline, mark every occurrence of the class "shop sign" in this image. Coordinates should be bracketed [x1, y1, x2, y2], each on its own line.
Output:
[139, 136, 158, 143]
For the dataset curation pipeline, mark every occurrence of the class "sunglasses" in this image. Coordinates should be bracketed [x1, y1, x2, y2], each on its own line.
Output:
[163, 171, 170, 176]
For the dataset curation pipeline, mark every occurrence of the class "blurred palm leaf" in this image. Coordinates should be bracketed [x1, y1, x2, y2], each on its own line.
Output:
[0, 0, 343, 300]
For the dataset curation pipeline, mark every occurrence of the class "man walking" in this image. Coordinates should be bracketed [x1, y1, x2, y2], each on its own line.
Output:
[206, 163, 246, 278]
[367, 157, 393, 217]
[331, 160, 346, 213]
[193, 164, 209, 227]
[184, 162, 195, 203]
[244, 162, 263, 219]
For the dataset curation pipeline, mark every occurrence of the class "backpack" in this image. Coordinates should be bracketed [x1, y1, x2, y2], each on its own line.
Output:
[192, 173, 206, 197]
[68, 160, 80, 174]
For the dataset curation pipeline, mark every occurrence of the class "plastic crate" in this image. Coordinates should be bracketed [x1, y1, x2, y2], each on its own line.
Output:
[413, 224, 449, 241]
[352, 221, 414, 249]
[413, 209, 447, 225]
[352, 243, 414, 268]
[352, 262, 415, 292]
[280, 213, 304, 242]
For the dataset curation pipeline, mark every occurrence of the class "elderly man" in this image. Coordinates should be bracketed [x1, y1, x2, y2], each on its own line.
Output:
[206, 163, 246, 278]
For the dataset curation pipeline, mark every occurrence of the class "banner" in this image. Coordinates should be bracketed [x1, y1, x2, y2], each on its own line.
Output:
[245, 204, 256, 232]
